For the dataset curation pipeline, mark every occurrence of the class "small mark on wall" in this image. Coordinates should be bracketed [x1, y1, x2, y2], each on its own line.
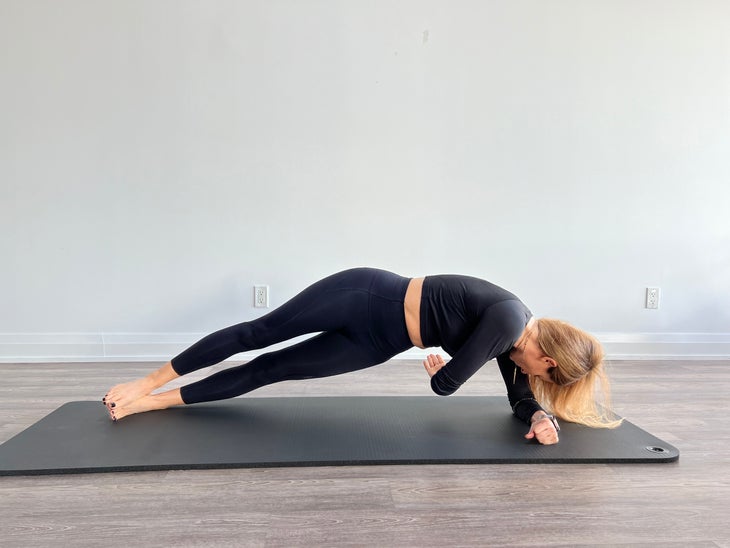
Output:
[423, 29, 429, 44]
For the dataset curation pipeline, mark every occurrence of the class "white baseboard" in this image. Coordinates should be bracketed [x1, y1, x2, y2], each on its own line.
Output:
[0, 332, 729, 363]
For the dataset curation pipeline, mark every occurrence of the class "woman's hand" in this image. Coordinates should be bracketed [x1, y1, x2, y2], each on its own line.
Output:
[525, 412, 560, 445]
[422, 354, 445, 378]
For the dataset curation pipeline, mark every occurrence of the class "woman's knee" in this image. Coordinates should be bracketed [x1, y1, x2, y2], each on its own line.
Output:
[248, 352, 315, 387]
[220, 321, 260, 349]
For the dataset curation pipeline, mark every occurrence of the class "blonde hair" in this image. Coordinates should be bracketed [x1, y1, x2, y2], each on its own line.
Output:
[530, 318, 622, 428]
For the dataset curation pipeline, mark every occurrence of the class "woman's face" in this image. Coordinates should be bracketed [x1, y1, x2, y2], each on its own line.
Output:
[510, 325, 557, 383]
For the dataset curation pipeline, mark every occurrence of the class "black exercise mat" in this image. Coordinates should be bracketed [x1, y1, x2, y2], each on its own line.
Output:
[0, 397, 678, 475]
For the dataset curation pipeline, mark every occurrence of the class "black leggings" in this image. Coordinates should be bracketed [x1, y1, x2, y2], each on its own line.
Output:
[171, 268, 414, 404]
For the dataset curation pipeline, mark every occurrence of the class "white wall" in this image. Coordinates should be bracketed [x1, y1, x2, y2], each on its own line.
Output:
[1, 0, 729, 361]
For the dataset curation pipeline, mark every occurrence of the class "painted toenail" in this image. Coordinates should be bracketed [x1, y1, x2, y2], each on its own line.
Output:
[111, 403, 116, 408]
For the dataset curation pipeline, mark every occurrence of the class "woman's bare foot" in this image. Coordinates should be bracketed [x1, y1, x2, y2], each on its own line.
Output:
[104, 378, 155, 411]
[103, 362, 180, 411]
[108, 389, 184, 421]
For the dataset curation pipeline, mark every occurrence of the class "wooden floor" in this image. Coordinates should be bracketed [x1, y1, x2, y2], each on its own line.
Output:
[1, 359, 729, 547]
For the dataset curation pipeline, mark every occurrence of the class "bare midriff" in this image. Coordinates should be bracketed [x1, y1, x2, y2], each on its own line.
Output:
[405, 277, 425, 349]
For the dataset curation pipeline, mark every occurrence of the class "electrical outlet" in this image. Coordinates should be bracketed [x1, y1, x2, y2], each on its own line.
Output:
[645, 287, 660, 309]
[254, 285, 269, 308]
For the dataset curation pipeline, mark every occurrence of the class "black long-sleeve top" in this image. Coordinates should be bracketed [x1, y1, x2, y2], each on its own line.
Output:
[420, 275, 544, 424]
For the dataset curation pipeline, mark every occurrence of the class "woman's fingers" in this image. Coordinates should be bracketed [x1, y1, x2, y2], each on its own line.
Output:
[422, 354, 445, 377]
[526, 419, 560, 445]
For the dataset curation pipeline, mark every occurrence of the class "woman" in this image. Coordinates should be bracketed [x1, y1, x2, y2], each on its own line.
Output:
[104, 268, 620, 445]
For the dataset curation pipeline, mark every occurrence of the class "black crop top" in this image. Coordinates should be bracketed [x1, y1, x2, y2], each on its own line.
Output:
[420, 275, 544, 423]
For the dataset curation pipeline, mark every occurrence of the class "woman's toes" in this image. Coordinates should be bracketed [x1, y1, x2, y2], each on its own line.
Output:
[110, 406, 132, 422]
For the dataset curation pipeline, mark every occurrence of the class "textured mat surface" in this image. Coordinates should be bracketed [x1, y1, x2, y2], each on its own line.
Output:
[0, 396, 678, 475]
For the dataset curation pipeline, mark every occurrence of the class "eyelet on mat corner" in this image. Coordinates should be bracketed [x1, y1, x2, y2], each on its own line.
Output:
[645, 446, 668, 454]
